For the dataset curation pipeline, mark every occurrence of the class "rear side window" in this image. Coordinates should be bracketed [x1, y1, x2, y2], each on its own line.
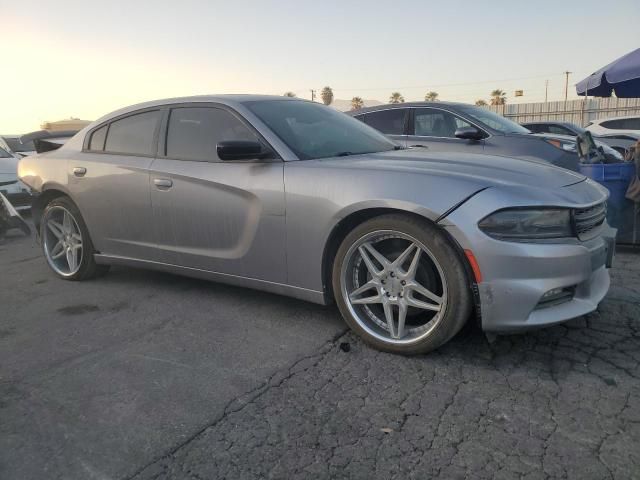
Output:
[547, 125, 574, 136]
[601, 119, 625, 129]
[363, 109, 406, 135]
[524, 124, 543, 133]
[166, 107, 257, 161]
[89, 125, 108, 151]
[104, 110, 160, 155]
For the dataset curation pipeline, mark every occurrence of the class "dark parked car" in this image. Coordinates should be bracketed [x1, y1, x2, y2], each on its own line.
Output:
[349, 102, 616, 171]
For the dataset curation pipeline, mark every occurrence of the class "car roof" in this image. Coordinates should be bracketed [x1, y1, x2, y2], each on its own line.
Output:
[521, 121, 575, 126]
[591, 114, 640, 125]
[93, 94, 304, 124]
[350, 101, 474, 115]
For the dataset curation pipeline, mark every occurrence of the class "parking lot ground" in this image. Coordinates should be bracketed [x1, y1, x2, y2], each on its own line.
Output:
[1, 230, 640, 480]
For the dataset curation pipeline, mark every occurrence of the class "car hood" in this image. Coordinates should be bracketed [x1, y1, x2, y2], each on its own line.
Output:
[0, 156, 18, 175]
[320, 149, 585, 189]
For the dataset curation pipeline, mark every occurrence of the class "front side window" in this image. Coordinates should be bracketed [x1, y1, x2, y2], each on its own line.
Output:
[4, 138, 35, 153]
[414, 109, 472, 137]
[166, 107, 258, 161]
[245, 100, 396, 160]
[104, 110, 160, 156]
[363, 109, 406, 135]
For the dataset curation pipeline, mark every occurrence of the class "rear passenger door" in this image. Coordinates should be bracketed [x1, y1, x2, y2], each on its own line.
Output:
[406, 108, 486, 152]
[355, 109, 408, 147]
[149, 104, 287, 283]
[75, 109, 161, 261]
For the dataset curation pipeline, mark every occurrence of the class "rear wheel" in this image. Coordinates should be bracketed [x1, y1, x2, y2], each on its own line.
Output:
[332, 214, 472, 355]
[40, 197, 109, 280]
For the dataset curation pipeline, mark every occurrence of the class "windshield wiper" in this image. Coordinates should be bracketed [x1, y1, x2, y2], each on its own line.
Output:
[393, 145, 405, 150]
[336, 151, 353, 157]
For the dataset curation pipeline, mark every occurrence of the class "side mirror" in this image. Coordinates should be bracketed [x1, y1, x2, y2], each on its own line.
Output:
[217, 141, 272, 161]
[454, 126, 484, 141]
[576, 131, 604, 163]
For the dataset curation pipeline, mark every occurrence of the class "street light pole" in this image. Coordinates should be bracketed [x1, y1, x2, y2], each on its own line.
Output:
[563, 71, 572, 102]
[310, 89, 316, 102]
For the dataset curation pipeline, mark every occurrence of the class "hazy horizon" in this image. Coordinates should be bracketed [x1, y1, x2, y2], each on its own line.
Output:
[2, 0, 638, 133]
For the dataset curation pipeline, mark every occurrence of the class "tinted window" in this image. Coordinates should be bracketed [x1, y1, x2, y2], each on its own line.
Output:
[363, 109, 406, 135]
[166, 107, 258, 161]
[0, 147, 11, 158]
[414, 109, 472, 137]
[246, 100, 396, 160]
[547, 125, 574, 136]
[522, 124, 542, 133]
[623, 118, 640, 129]
[601, 119, 625, 129]
[104, 110, 160, 155]
[89, 125, 108, 151]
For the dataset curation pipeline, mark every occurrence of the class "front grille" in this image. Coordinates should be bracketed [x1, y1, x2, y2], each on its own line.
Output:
[573, 202, 606, 240]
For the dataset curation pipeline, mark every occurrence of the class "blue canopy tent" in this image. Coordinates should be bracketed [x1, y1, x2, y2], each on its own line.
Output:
[576, 48, 640, 98]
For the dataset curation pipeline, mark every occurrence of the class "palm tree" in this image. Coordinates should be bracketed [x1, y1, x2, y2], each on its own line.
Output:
[320, 86, 334, 106]
[351, 97, 364, 110]
[389, 92, 405, 104]
[475, 99, 488, 106]
[490, 89, 507, 106]
[424, 91, 439, 101]
[283, 91, 296, 97]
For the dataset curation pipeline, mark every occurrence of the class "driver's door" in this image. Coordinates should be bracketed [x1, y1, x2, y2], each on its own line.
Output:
[150, 105, 286, 283]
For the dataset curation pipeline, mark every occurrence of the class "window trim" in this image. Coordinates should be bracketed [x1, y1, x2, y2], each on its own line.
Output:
[409, 107, 490, 140]
[157, 102, 281, 164]
[82, 107, 163, 158]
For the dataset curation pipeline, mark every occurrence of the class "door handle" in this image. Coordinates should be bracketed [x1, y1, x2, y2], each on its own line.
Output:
[153, 178, 173, 189]
[73, 167, 87, 177]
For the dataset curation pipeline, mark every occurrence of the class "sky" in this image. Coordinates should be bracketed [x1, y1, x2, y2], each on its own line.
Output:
[1, 0, 639, 133]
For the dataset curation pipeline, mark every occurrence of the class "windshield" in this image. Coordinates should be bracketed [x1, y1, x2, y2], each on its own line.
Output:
[4, 137, 35, 152]
[245, 100, 397, 160]
[458, 106, 531, 135]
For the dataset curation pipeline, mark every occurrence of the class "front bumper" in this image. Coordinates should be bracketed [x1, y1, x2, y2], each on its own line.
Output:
[442, 184, 614, 333]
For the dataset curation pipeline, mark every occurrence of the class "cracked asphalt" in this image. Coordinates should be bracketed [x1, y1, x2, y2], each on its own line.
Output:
[2, 229, 640, 479]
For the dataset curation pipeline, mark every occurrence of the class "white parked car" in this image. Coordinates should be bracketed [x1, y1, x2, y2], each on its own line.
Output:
[585, 115, 640, 136]
[0, 147, 32, 211]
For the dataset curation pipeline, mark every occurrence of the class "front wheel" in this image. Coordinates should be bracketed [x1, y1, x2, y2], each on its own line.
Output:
[40, 196, 109, 280]
[332, 214, 472, 355]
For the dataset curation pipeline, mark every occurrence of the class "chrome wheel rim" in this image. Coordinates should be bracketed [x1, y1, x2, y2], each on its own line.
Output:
[43, 206, 83, 277]
[340, 230, 448, 345]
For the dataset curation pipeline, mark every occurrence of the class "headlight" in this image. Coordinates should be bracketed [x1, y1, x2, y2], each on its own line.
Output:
[544, 138, 577, 152]
[478, 208, 573, 241]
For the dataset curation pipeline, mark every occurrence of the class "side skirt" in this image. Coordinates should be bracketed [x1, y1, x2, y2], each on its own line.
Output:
[93, 254, 328, 305]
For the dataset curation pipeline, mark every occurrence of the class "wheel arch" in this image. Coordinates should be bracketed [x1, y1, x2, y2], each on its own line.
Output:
[321, 207, 479, 313]
[31, 184, 75, 233]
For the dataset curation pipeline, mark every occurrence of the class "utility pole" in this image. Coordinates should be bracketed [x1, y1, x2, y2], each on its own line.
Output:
[563, 71, 572, 102]
[310, 89, 316, 102]
[545, 80, 549, 103]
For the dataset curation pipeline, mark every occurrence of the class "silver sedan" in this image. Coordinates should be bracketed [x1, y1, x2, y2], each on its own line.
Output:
[18, 96, 615, 354]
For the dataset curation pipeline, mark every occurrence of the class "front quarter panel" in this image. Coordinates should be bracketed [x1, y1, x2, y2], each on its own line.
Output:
[284, 159, 487, 292]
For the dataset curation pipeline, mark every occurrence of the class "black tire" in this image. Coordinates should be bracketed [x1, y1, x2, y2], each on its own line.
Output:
[40, 196, 110, 281]
[332, 214, 472, 355]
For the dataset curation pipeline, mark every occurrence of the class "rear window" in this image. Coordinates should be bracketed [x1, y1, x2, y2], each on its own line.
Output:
[599, 118, 640, 130]
[104, 110, 160, 156]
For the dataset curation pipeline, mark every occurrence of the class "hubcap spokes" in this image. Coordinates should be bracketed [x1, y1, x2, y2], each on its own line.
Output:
[45, 209, 82, 275]
[347, 237, 445, 342]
